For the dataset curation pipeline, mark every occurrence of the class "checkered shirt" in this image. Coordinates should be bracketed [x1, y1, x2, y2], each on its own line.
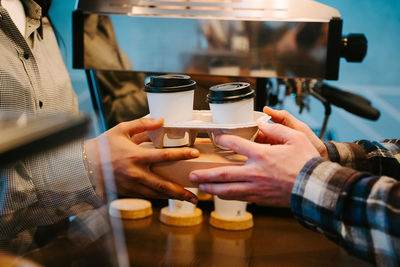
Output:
[0, 0, 102, 241]
[292, 139, 400, 266]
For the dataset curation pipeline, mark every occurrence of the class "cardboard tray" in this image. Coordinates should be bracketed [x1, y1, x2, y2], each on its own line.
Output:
[146, 110, 270, 148]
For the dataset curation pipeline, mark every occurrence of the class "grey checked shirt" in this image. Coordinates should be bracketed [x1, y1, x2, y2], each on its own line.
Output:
[0, 0, 103, 240]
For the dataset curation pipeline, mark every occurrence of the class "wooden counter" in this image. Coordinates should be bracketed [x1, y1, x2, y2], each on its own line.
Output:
[117, 201, 371, 267]
[20, 200, 371, 266]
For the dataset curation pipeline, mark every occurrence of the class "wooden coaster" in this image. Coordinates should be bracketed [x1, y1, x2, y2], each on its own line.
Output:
[159, 206, 203, 227]
[209, 211, 253, 231]
[109, 198, 153, 220]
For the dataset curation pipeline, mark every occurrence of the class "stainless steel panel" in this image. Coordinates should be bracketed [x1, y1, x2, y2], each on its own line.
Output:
[76, 0, 339, 21]
[78, 13, 330, 78]
[74, 0, 341, 79]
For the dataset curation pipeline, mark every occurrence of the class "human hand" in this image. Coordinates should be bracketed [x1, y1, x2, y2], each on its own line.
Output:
[189, 121, 320, 207]
[84, 118, 200, 204]
[260, 106, 328, 159]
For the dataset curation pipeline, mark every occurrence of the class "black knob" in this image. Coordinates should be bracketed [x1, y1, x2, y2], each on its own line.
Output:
[341, 34, 367, 62]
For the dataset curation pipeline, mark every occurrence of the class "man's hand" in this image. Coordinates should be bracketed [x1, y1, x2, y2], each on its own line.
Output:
[84, 118, 200, 204]
[260, 107, 328, 159]
[189, 121, 320, 207]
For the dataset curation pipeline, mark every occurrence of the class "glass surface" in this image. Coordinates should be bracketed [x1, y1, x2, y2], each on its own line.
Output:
[80, 14, 330, 79]
[0, 114, 126, 266]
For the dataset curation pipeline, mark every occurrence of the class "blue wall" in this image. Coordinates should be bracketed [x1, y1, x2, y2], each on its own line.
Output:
[318, 0, 400, 87]
[50, 0, 400, 141]
[313, 0, 400, 141]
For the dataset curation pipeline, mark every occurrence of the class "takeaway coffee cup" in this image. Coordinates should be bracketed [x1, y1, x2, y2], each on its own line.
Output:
[145, 74, 196, 123]
[145, 74, 196, 146]
[207, 82, 255, 149]
[213, 196, 247, 219]
[207, 82, 255, 124]
[207, 82, 254, 219]
[168, 188, 198, 214]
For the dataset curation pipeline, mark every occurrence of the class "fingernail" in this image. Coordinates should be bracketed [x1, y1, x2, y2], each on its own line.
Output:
[190, 149, 200, 157]
[152, 118, 163, 123]
[189, 197, 198, 204]
[189, 173, 198, 181]
[199, 184, 205, 191]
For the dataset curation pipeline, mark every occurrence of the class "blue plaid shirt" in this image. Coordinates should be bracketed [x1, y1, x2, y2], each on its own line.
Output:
[291, 139, 400, 266]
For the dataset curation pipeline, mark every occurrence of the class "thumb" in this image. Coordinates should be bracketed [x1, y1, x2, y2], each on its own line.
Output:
[258, 121, 300, 145]
[121, 118, 164, 136]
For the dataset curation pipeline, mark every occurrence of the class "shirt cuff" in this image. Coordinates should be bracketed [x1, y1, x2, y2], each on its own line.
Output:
[291, 157, 358, 235]
[324, 141, 367, 169]
[45, 139, 105, 212]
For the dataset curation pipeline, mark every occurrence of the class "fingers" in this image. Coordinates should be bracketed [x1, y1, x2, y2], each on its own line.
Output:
[263, 107, 326, 157]
[263, 106, 288, 124]
[254, 127, 282, 145]
[263, 106, 302, 129]
[119, 181, 197, 203]
[138, 173, 198, 203]
[198, 182, 254, 199]
[190, 165, 250, 183]
[263, 107, 313, 135]
[254, 130, 267, 143]
[118, 182, 171, 199]
[119, 118, 164, 136]
[214, 134, 260, 158]
[258, 121, 301, 145]
[138, 147, 200, 163]
[131, 132, 150, 144]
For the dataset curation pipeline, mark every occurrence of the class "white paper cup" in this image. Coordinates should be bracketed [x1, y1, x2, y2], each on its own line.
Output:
[209, 97, 254, 124]
[213, 196, 247, 219]
[145, 74, 196, 147]
[168, 188, 198, 214]
[207, 82, 255, 124]
[147, 90, 194, 124]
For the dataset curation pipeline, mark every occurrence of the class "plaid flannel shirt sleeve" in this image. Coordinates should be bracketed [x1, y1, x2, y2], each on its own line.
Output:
[291, 139, 400, 267]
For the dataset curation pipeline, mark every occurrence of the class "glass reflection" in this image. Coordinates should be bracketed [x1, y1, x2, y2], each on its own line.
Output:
[160, 224, 202, 266]
[79, 13, 330, 79]
[209, 227, 253, 267]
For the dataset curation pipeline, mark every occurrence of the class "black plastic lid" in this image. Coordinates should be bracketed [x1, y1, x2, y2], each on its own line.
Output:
[207, 82, 255, 104]
[145, 74, 196, 93]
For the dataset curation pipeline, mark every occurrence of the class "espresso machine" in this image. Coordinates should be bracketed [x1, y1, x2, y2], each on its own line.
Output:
[72, 0, 378, 139]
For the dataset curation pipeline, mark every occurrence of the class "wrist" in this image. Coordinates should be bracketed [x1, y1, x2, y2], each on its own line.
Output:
[83, 139, 106, 199]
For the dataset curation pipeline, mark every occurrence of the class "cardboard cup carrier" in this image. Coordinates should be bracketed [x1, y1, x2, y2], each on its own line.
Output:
[146, 79, 270, 189]
[145, 81, 268, 149]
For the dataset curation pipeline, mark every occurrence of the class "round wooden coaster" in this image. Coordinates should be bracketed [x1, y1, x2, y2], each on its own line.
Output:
[109, 198, 153, 220]
[159, 207, 203, 227]
[209, 211, 253, 231]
